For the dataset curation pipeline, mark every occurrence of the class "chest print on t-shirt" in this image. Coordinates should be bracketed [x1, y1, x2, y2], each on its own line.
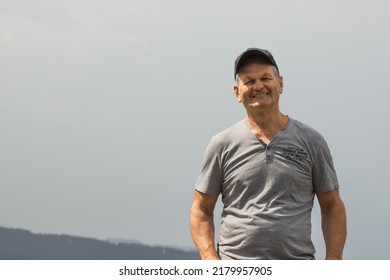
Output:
[282, 146, 308, 162]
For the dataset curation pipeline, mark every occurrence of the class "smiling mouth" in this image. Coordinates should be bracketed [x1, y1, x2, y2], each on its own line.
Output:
[252, 92, 269, 99]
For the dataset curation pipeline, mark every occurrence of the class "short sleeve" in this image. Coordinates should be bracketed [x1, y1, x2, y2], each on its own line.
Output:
[195, 136, 223, 196]
[312, 136, 339, 193]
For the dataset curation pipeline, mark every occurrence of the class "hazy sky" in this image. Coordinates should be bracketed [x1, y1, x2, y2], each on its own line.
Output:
[1, 0, 390, 259]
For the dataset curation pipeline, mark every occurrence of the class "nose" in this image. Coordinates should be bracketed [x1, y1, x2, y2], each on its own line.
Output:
[252, 80, 264, 91]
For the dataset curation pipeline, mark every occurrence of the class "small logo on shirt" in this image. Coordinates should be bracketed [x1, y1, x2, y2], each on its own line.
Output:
[282, 147, 308, 162]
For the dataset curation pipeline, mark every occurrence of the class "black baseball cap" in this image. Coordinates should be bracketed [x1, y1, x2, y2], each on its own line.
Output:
[234, 48, 279, 78]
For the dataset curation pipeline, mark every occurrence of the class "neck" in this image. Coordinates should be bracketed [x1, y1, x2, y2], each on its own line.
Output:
[246, 111, 288, 144]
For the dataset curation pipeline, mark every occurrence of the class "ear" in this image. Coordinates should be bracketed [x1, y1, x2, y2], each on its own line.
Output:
[233, 84, 242, 103]
[278, 76, 284, 94]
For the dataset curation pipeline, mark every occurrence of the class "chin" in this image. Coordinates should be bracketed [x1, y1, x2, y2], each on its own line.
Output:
[249, 102, 266, 107]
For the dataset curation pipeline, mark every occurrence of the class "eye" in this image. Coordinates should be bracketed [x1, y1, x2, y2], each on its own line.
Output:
[244, 80, 255, 85]
[262, 77, 272, 81]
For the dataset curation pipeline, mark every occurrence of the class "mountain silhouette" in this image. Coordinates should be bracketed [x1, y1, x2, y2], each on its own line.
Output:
[0, 226, 199, 260]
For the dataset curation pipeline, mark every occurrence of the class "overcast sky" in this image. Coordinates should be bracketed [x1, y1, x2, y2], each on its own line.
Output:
[1, 0, 390, 259]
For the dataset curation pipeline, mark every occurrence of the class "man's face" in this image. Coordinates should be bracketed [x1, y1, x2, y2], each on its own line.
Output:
[234, 62, 284, 114]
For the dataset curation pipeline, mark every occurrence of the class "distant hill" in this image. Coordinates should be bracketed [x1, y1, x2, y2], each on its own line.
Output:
[0, 226, 199, 260]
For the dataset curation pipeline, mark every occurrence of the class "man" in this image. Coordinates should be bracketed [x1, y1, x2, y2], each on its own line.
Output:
[190, 48, 347, 260]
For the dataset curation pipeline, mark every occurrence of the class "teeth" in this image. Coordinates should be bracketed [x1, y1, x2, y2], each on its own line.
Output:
[253, 93, 268, 98]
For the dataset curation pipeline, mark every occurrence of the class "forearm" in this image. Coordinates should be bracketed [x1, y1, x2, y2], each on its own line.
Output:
[190, 207, 220, 260]
[322, 200, 347, 260]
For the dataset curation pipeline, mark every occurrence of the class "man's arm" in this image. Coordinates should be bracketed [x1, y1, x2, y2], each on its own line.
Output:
[190, 190, 220, 260]
[316, 188, 347, 260]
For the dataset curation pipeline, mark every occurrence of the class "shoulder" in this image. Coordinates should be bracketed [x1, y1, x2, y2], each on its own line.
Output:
[288, 118, 326, 143]
[287, 118, 333, 162]
[211, 119, 248, 144]
[205, 119, 249, 154]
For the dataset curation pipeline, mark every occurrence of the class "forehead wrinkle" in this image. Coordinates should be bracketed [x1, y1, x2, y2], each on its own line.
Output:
[238, 67, 274, 81]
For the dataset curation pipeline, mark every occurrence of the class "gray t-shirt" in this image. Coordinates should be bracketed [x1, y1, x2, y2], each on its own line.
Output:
[195, 117, 339, 259]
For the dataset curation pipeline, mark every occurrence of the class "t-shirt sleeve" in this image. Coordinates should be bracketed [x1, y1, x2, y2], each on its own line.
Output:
[195, 136, 223, 196]
[312, 136, 340, 193]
